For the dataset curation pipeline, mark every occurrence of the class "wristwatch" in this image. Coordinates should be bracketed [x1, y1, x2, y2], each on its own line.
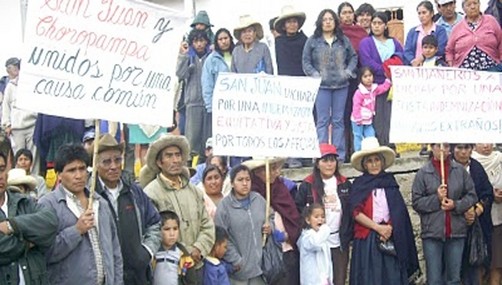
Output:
[5, 221, 13, 235]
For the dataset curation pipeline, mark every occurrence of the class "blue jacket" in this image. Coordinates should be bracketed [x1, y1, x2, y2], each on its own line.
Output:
[302, 34, 358, 89]
[39, 186, 124, 285]
[202, 51, 230, 113]
[404, 24, 448, 65]
[202, 258, 232, 285]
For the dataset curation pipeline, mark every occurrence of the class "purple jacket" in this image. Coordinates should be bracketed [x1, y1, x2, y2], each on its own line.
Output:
[358, 36, 404, 84]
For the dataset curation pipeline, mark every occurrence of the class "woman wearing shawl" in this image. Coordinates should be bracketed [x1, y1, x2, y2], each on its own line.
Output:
[244, 157, 302, 285]
[412, 143, 478, 285]
[349, 137, 419, 285]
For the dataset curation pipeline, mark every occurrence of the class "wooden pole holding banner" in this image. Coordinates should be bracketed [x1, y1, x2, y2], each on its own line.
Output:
[439, 143, 445, 185]
[88, 120, 101, 210]
[263, 158, 271, 246]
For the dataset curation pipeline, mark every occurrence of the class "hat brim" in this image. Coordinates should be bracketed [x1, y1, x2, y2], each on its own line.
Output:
[350, 147, 395, 172]
[97, 142, 125, 154]
[242, 157, 286, 171]
[274, 13, 306, 34]
[8, 176, 38, 191]
[145, 135, 190, 173]
[233, 23, 264, 41]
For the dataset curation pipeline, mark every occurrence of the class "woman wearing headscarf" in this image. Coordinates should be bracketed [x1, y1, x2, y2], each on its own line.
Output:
[349, 137, 419, 285]
[412, 143, 478, 285]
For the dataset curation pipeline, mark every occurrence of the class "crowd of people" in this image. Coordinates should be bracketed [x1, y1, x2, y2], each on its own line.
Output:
[1, 0, 502, 284]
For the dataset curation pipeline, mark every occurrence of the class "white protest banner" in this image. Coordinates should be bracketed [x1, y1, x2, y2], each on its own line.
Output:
[17, 0, 188, 126]
[390, 66, 502, 143]
[212, 73, 321, 158]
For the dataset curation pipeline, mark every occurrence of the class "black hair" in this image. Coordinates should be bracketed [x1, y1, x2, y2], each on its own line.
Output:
[230, 164, 251, 184]
[54, 144, 90, 173]
[313, 9, 345, 42]
[357, 66, 374, 83]
[370, 12, 390, 38]
[214, 28, 235, 56]
[160, 210, 180, 227]
[422, 34, 438, 48]
[269, 16, 278, 30]
[417, 1, 435, 13]
[301, 203, 325, 229]
[214, 226, 229, 245]
[14, 148, 33, 163]
[312, 155, 341, 200]
[202, 164, 224, 183]
[338, 2, 355, 16]
[355, 3, 376, 17]
[0, 152, 7, 166]
[5, 57, 20, 69]
[187, 29, 210, 45]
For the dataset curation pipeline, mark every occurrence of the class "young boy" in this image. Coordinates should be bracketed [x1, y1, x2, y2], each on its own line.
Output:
[153, 211, 193, 285]
[419, 34, 446, 155]
[203, 226, 231, 285]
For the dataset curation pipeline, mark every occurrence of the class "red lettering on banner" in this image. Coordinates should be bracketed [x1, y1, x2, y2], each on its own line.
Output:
[97, 0, 148, 28]
[41, 0, 91, 18]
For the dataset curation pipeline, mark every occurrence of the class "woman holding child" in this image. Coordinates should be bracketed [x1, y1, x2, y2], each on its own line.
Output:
[349, 137, 419, 285]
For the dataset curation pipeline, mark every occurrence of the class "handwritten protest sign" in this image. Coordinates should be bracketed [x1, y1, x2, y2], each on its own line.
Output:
[16, 0, 188, 126]
[212, 73, 321, 158]
[390, 66, 502, 143]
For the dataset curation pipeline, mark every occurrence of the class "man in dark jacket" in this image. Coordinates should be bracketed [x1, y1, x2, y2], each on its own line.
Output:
[95, 134, 161, 285]
[0, 151, 58, 285]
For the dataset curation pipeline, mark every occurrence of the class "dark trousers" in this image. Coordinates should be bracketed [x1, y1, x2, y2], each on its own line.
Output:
[272, 250, 300, 285]
[331, 247, 349, 285]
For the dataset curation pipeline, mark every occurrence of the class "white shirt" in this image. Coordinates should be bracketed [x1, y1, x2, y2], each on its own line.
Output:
[1, 192, 26, 285]
[323, 176, 342, 248]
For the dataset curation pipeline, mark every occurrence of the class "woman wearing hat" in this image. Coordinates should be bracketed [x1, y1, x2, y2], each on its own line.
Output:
[215, 164, 270, 285]
[412, 143, 478, 285]
[349, 137, 419, 285]
[302, 9, 358, 161]
[231, 15, 273, 75]
[296, 143, 352, 285]
[244, 157, 302, 285]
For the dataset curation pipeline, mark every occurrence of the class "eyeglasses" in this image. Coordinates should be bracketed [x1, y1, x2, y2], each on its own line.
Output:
[99, 156, 123, 167]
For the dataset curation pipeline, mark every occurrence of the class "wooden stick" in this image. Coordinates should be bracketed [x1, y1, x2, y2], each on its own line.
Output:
[263, 158, 271, 246]
[440, 143, 445, 185]
[88, 120, 101, 210]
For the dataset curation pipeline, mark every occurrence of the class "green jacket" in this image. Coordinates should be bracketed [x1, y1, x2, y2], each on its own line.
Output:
[144, 174, 215, 269]
[0, 190, 58, 285]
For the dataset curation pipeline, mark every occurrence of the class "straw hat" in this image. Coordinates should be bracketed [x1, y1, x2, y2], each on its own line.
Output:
[242, 157, 286, 171]
[145, 134, 190, 173]
[350, 137, 395, 172]
[274, 5, 306, 34]
[8, 168, 37, 191]
[233, 15, 264, 41]
[97, 133, 125, 154]
[139, 165, 193, 188]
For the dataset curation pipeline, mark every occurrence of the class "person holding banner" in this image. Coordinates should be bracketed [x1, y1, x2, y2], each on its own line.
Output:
[141, 134, 215, 284]
[302, 9, 358, 161]
[296, 143, 352, 285]
[358, 12, 404, 150]
[39, 144, 123, 285]
[177, 29, 212, 164]
[349, 137, 419, 285]
[445, 0, 502, 71]
[412, 143, 478, 285]
[214, 164, 270, 285]
[202, 28, 235, 143]
[244, 157, 302, 285]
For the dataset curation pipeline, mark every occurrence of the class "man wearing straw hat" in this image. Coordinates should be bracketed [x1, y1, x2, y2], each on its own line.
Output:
[0, 151, 58, 285]
[141, 134, 215, 284]
[94, 134, 161, 285]
[39, 144, 123, 285]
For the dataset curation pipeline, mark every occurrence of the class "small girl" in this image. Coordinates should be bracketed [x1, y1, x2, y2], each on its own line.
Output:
[297, 203, 333, 285]
[350, 67, 392, 151]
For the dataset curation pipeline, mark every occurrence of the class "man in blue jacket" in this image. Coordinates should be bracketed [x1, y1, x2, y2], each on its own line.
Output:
[94, 134, 161, 285]
[0, 151, 58, 285]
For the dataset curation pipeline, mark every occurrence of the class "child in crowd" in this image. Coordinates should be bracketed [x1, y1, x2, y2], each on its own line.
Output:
[350, 67, 391, 151]
[419, 34, 447, 155]
[297, 203, 333, 285]
[153, 211, 194, 285]
[203, 226, 231, 285]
